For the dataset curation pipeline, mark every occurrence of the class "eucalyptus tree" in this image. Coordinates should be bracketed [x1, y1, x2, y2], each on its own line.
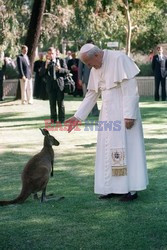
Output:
[113, 0, 167, 55]
[0, 0, 33, 57]
[1, 0, 166, 58]
[53, 0, 167, 54]
[61, 0, 116, 49]
[25, 0, 46, 67]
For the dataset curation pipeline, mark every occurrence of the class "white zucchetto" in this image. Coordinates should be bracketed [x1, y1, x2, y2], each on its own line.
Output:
[79, 43, 95, 54]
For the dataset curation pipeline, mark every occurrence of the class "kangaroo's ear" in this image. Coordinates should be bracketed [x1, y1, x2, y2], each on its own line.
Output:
[40, 128, 50, 136]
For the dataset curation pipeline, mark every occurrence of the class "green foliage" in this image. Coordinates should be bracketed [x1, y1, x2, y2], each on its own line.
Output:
[5, 65, 18, 79]
[0, 0, 167, 56]
[138, 63, 153, 76]
[130, 1, 167, 53]
[112, 0, 167, 54]
[0, 0, 31, 56]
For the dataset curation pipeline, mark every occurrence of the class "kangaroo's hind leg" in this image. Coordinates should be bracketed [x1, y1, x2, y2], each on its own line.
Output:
[41, 187, 47, 202]
[41, 187, 65, 203]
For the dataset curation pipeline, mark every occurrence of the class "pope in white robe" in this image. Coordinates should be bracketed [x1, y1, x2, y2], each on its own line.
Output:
[66, 44, 148, 201]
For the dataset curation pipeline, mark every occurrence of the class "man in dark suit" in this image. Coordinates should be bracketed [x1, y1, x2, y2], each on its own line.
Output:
[42, 47, 69, 123]
[0, 58, 6, 101]
[152, 46, 166, 101]
[68, 51, 83, 97]
[33, 52, 44, 99]
[17, 45, 33, 104]
[33, 52, 48, 100]
[78, 39, 99, 116]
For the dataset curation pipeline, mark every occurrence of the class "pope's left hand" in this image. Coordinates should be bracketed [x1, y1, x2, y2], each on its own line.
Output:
[124, 119, 135, 129]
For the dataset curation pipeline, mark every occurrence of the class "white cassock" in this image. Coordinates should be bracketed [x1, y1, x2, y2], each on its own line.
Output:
[75, 50, 148, 195]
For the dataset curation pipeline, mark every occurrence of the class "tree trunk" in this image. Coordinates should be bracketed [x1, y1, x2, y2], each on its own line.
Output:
[25, 0, 46, 68]
[126, 5, 131, 56]
[124, 0, 131, 56]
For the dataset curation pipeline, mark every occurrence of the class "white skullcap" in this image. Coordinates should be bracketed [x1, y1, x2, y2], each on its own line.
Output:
[80, 43, 95, 54]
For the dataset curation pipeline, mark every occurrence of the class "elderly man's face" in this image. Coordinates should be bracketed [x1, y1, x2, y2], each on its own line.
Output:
[39, 53, 43, 60]
[81, 53, 103, 69]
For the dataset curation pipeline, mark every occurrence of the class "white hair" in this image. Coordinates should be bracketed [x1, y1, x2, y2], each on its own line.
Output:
[79, 46, 102, 60]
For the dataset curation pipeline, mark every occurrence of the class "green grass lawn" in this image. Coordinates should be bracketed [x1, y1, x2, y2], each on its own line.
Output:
[0, 96, 167, 250]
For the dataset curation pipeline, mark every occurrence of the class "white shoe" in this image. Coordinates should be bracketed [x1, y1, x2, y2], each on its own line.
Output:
[28, 100, 33, 104]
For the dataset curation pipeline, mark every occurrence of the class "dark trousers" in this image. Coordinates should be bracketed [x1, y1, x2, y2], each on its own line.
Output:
[0, 80, 3, 100]
[91, 103, 99, 116]
[154, 77, 166, 101]
[33, 75, 41, 99]
[46, 80, 65, 123]
[15, 80, 21, 100]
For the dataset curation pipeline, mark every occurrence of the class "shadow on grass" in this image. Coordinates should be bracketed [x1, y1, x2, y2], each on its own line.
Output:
[0, 112, 25, 120]
[0, 144, 166, 201]
[0, 97, 167, 249]
[76, 142, 97, 148]
[0, 149, 93, 200]
[139, 97, 154, 102]
[145, 137, 167, 148]
[0, 113, 98, 130]
[0, 97, 16, 104]
[0, 148, 167, 249]
[64, 95, 84, 102]
[0, 114, 50, 122]
[141, 107, 167, 124]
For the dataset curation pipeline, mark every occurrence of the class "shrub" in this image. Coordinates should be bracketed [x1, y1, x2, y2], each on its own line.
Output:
[137, 63, 153, 76]
[5, 65, 18, 79]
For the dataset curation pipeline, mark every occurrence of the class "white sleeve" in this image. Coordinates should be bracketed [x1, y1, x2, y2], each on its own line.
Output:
[121, 78, 140, 119]
[74, 90, 100, 121]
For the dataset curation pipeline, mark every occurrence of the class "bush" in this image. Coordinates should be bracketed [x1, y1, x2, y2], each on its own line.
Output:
[137, 63, 153, 76]
[5, 65, 18, 79]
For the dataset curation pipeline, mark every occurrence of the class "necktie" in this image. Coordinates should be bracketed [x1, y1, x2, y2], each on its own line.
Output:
[56, 58, 60, 67]
[50, 60, 56, 80]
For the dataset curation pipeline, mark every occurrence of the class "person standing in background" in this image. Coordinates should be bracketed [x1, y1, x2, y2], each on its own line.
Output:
[78, 40, 99, 116]
[33, 52, 44, 99]
[55, 48, 67, 69]
[17, 45, 33, 104]
[68, 51, 83, 97]
[33, 52, 48, 100]
[65, 50, 72, 65]
[0, 58, 7, 101]
[152, 46, 166, 101]
[41, 47, 69, 123]
[78, 57, 90, 97]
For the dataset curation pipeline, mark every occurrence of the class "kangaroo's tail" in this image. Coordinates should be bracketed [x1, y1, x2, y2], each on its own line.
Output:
[0, 189, 31, 206]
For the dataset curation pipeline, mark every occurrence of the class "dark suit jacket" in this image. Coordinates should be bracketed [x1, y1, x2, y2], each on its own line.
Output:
[67, 58, 79, 84]
[41, 58, 69, 92]
[56, 57, 67, 69]
[152, 54, 166, 79]
[0, 62, 6, 81]
[34, 60, 43, 74]
[78, 60, 91, 86]
[67, 58, 82, 89]
[17, 54, 32, 79]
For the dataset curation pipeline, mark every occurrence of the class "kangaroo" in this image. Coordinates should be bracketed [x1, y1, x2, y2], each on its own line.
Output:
[0, 128, 60, 206]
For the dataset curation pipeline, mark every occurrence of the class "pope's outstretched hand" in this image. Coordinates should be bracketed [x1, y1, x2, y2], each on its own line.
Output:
[66, 116, 80, 133]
